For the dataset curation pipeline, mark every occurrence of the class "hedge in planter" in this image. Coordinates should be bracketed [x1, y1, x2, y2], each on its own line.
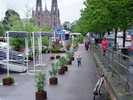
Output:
[35, 72, 47, 100]
[2, 76, 15, 86]
[57, 60, 65, 75]
[49, 64, 58, 85]
[59, 57, 68, 72]
[66, 51, 74, 65]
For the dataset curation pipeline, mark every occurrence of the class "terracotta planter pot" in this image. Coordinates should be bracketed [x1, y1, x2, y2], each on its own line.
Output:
[36, 90, 47, 100]
[62, 66, 68, 72]
[49, 77, 58, 85]
[2, 78, 14, 86]
[58, 68, 65, 75]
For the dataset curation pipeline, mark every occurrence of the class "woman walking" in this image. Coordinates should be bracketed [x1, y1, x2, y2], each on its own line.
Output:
[101, 37, 109, 56]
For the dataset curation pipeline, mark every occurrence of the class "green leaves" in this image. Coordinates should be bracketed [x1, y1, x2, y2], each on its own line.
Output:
[35, 72, 46, 92]
[59, 57, 67, 66]
[49, 63, 58, 77]
[1, 9, 52, 35]
[0, 23, 5, 36]
[73, 0, 133, 35]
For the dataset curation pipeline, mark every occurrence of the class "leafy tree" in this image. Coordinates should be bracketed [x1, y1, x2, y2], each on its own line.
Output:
[2, 9, 20, 30]
[73, 0, 133, 49]
[0, 23, 5, 36]
[40, 25, 52, 32]
[9, 15, 24, 31]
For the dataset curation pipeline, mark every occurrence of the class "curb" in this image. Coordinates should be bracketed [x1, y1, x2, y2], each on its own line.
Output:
[93, 53, 118, 100]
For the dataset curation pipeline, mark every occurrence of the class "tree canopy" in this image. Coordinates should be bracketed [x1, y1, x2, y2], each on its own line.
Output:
[72, 0, 133, 35]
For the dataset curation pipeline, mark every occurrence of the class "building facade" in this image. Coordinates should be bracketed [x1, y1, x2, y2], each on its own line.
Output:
[32, 0, 60, 29]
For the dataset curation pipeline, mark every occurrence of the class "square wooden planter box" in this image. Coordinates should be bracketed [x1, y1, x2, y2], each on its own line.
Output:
[67, 60, 72, 65]
[49, 77, 58, 85]
[56, 55, 61, 59]
[62, 66, 68, 72]
[50, 56, 55, 60]
[58, 68, 65, 75]
[2, 77, 14, 86]
[36, 90, 47, 100]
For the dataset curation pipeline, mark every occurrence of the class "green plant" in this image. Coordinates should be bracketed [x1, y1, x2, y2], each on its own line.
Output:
[49, 63, 58, 77]
[42, 36, 49, 47]
[35, 72, 46, 92]
[10, 37, 25, 51]
[66, 51, 73, 59]
[59, 57, 67, 66]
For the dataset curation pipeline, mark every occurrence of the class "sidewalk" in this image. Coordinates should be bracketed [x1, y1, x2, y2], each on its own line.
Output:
[47, 44, 98, 100]
[0, 44, 106, 100]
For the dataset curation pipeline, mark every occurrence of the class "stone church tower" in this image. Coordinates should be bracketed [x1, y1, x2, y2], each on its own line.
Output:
[51, 0, 61, 29]
[32, 0, 60, 29]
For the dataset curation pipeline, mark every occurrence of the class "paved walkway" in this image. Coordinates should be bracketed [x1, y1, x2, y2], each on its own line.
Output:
[0, 44, 105, 100]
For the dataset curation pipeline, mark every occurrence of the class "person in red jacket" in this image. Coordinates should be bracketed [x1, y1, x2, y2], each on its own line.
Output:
[101, 37, 109, 56]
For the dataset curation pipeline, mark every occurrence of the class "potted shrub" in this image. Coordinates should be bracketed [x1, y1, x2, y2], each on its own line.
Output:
[35, 72, 47, 100]
[66, 51, 74, 65]
[59, 57, 68, 72]
[56, 60, 65, 75]
[49, 64, 58, 85]
[2, 76, 14, 86]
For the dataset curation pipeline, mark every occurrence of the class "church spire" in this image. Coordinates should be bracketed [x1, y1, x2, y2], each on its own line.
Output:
[51, 0, 60, 29]
[45, 0, 48, 11]
[36, 0, 42, 12]
[51, 0, 58, 13]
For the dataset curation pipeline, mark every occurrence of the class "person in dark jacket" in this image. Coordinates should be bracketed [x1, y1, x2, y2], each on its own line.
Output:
[84, 39, 90, 50]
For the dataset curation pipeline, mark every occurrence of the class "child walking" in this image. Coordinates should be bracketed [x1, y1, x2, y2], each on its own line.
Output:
[76, 54, 82, 67]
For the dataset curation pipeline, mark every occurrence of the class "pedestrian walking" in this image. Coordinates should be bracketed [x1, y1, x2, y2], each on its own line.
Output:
[101, 37, 109, 56]
[84, 39, 90, 50]
[76, 54, 82, 67]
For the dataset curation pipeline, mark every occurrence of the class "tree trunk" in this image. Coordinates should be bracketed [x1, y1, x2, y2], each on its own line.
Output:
[107, 29, 110, 35]
[123, 29, 126, 48]
[114, 28, 118, 50]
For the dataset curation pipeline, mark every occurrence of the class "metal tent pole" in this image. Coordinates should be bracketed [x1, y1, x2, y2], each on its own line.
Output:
[6, 32, 10, 76]
[37, 35, 40, 65]
[32, 32, 36, 72]
[39, 33, 43, 65]
[25, 38, 29, 73]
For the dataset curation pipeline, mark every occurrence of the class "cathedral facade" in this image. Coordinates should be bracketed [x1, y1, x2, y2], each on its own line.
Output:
[32, 0, 61, 29]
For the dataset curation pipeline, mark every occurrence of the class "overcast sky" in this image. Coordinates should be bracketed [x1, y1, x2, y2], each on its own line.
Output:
[0, 0, 84, 23]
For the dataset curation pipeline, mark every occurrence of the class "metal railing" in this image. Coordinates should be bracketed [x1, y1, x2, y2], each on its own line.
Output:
[92, 44, 133, 96]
